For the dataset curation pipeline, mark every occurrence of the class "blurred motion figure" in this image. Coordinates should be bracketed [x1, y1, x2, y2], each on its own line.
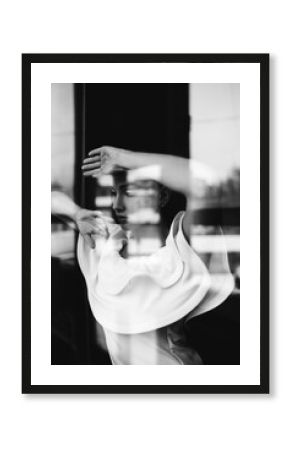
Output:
[76, 146, 234, 365]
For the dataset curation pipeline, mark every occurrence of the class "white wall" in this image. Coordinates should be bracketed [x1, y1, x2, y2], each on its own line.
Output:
[51, 83, 75, 197]
[190, 83, 240, 177]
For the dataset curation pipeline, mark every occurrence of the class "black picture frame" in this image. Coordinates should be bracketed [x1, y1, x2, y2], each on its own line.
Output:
[22, 53, 269, 394]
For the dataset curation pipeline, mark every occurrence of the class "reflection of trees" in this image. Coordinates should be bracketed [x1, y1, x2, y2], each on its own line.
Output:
[193, 168, 240, 208]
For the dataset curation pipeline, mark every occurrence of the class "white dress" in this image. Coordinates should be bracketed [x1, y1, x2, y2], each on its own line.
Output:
[77, 212, 234, 364]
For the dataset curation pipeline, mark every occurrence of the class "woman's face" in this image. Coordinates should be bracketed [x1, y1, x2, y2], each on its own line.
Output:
[111, 179, 160, 226]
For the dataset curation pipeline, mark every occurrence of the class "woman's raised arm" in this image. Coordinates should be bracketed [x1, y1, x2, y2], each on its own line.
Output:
[82, 146, 192, 196]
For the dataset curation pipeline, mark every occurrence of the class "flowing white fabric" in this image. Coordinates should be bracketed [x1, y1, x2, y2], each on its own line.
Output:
[77, 212, 234, 335]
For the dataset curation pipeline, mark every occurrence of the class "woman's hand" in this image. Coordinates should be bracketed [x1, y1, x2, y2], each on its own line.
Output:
[75, 209, 113, 248]
[82, 146, 126, 177]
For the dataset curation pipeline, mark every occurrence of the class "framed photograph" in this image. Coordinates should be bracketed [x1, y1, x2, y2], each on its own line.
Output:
[22, 53, 269, 394]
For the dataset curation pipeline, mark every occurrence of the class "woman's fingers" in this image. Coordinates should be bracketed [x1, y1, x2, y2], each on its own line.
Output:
[92, 212, 113, 222]
[82, 147, 116, 177]
[82, 217, 110, 233]
[83, 155, 101, 164]
[76, 207, 113, 247]
[89, 148, 102, 157]
[81, 161, 101, 170]
[88, 213, 113, 223]
[80, 221, 106, 232]
[80, 226, 107, 241]
[81, 153, 102, 175]
[83, 168, 102, 176]
[79, 210, 101, 218]
[82, 146, 122, 177]
[78, 211, 113, 224]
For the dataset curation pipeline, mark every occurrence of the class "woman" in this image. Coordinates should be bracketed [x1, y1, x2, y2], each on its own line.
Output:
[77, 146, 234, 364]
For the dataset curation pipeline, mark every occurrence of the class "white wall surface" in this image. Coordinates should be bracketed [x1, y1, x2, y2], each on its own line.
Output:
[51, 83, 75, 196]
[0, 2, 287, 450]
[190, 83, 240, 176]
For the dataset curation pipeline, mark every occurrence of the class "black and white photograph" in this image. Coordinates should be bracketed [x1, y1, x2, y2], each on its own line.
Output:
[51, 82, 240, 367]
[22, 54, 269, 393]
